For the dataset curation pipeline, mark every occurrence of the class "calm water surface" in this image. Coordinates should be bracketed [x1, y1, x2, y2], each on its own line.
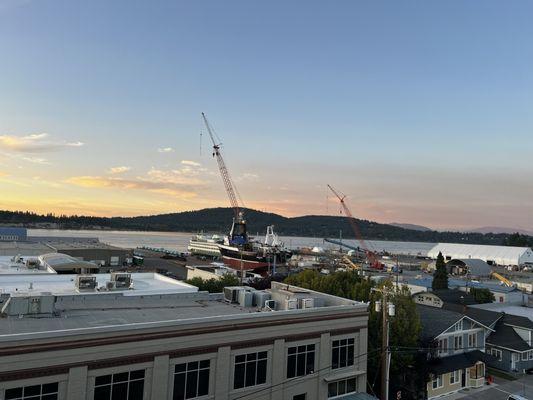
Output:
[28, 229, 435, 256]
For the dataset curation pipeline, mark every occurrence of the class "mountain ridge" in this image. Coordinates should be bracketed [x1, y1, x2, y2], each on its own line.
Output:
[1, 207, 532, 247]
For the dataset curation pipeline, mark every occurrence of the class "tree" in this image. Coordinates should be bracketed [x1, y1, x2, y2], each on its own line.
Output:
[432, 252, 448, 290]
[284, 271, 426, 398]
[185, 274, 240, 293]
[469, 287, 495, 303]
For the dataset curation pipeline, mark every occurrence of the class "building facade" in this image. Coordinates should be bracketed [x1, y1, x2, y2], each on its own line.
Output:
[0, 280, 369, 400]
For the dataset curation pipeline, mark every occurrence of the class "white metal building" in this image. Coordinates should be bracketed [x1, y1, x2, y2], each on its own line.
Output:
[428, 243, 533, 266]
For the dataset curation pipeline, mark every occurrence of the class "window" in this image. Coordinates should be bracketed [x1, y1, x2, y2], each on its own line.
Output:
[452, 320, 463, 331]
[94, 369, 144, 400]
[449, 370, 460, 385]
[529, 350, 533, 360]
[431, 375, 443, 390]
[469, 363, 484, 379]
[331, 338, 355, 369]
[173, 360, 210, 400]
[490, 348, 502, 361]
[287, 344, 315, 378]
[233, 351, 268, 389]
[5, 383, 58, 400]
[468, 333, 477, 349]
[454, 335, 463, 351]
[293, 395, 306, 400]
[522, 352, 529, 361]
[327, 378, 356, 399]
[437, 338, 448, 355]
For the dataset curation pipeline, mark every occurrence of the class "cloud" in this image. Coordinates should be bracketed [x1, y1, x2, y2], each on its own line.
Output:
[66, 162, 212, 199]
[157, 147, 174, 153]
[181, 160, 201, 167]
[108, 166, 131, 174]
[0, 133, 84, 153]
[66, 175, 199, 198]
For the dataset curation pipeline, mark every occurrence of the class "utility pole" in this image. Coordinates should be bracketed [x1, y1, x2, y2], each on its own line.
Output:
[373, 287, 395, 400]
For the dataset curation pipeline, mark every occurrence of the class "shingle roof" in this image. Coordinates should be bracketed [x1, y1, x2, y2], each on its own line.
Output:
[487, 321, 532, 352]
[503, 314, 533, 330]
[417, 305, 463, 340]
[432, 289, 477, 305]
[429, 350, 497, 375]
[442, 303, 502, 329]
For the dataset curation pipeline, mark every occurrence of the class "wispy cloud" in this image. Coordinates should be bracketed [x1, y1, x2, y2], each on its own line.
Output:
[181, 160, 201, 167]
[108, 166, 131, 174]
[66, 162, 211, 199]
[0, 133, 84, 153]
[157, 147, 174, 153]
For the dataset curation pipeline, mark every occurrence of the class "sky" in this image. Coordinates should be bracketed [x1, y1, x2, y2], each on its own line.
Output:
[0, 0, 532, 231]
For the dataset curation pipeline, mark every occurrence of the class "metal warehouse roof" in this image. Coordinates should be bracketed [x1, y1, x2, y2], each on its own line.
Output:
[428, 243, 533, 266]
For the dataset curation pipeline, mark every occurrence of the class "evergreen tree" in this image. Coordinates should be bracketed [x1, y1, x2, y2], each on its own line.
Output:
[432, 252, 448, 290]
[469, 287, 495, 303]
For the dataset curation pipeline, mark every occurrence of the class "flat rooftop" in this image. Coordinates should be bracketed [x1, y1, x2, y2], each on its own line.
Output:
[0, 282, 366, 342]
[0, 272, 198, 296]
[0, 256, 56, 275]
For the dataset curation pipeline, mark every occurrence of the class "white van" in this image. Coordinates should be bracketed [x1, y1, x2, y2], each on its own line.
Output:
[507, 395, 529, 400]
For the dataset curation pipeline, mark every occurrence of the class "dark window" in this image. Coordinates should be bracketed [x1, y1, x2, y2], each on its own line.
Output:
[287, 344, 316, 378]
[331, 338, 355, 369]
[327, 378, 357, 398]
[5, 383, 59, 400]
[233, 351, 268, 389]
[293, 394, 306, 400]
[173, 359, 210, 400]
[93, 369, 145, 400]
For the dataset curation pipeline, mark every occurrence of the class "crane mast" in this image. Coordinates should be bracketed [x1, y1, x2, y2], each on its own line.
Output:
[327, 184, 381, 269]
[202, 112, 242, 222]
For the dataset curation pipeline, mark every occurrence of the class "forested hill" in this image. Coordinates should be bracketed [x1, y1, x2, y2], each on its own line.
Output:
[0, 208, 531, 246]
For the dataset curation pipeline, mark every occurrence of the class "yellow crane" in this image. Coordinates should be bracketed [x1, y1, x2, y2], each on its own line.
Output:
[342, 255, 361, 270]
[490, 271, 514, 287]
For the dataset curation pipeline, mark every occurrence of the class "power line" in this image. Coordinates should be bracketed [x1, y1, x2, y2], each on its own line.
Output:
[232, 348, 383, 400]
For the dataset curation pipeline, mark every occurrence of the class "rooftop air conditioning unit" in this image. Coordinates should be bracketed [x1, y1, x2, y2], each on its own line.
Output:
[223, 287, 241, 303]
[25, 259, 39, 269]
[110, 272, 132, 289]
[299, 298, 315, 309]
[264, 299, 277, 311]
[285, 298, 298, 310]
[238, 290, 254, 307]
[76, 275, 97, 291]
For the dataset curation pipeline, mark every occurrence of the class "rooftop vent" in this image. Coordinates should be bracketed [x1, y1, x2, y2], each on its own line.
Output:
[75, 275, 97, 291]
[109, 272, 132, 289]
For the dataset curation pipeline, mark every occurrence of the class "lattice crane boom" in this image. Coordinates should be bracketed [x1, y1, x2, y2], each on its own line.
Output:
[327, 184, 381, 268]
[202, 113, 241, 219]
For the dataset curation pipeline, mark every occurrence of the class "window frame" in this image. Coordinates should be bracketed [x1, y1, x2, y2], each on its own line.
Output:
[449, 370, 460, 385]
[468, 332, 477, 350]
[454, 335, 463, 351]
[171, 358, 211, 400]
[87, 362, 152, 400]
[286, 343, 316, 378]
[431, 375, 443, 390]
[93, 369, 146, 400]
[4, 382, 60, 400]
[327, 377, 357, 399]
[231, 348, 271, 392]
[331, 335, 356, 370]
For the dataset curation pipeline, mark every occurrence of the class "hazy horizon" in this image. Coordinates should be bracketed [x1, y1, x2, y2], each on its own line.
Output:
[1, 1, 532, 231]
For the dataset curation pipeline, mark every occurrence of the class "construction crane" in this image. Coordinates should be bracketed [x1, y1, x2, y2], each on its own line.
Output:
[327, 184, 383, 269]
[490, 271, 514, 287]
[201, 112, 242, 222]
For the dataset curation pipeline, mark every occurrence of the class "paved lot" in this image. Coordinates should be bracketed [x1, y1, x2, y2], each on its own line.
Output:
[456, 374, 533, 399]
